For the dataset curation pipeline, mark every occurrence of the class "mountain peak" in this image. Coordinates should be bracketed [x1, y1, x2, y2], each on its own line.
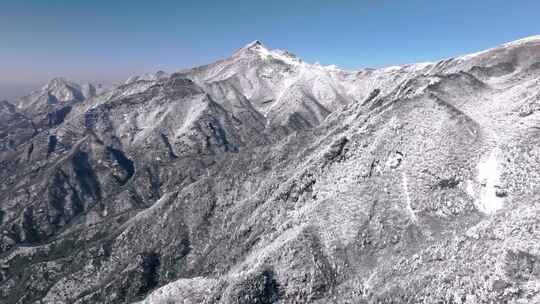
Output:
[244, 40, 265, 49]
[44, 77, 79, 91]
[36, 77, 86, 103]
[230, 40, 305, 66]
[47, 77, 68, 86]
[124, 71, 170, 84]
[233, 40, 268, 56]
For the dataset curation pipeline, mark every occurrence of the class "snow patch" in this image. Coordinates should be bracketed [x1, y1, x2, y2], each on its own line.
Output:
[470, 149, 505, 214]
[256, 46, 303, 66]
[387, 152, 403, 169]
[401, 172, 417, 223]
[323, 64, 341, 71]
[381, 65, 402, 72]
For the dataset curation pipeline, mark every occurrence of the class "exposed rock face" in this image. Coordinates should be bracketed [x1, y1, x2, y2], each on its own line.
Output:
[1, 36, 540, 303]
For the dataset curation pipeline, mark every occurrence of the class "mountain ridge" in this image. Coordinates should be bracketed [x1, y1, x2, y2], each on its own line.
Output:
[0, 35, 539, 303]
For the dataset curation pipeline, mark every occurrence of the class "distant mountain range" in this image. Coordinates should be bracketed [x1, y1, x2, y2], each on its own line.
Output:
[0, 81, 41, 102]
[1, 35, 540, 303]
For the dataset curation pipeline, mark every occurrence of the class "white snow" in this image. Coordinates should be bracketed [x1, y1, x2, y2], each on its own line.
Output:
[381, 65, 402, 72]
[246, 41, 351, 74]
[457, 34, 540, 62]
[401, 172, 417, 223]
[457, 48, 493, 61]
[124, 71, 169, 85]
[255, 45, 303, 66]
[362, 271, 377, 295]
[502, 35, 540, 47]
[412, 62, 434, 70]
[466, 179, 475, 200]
[374, 62, 433, 74]
[473, 149, 505, 214]
[323, 64, 341, 71]
[387, 153, 403, 169]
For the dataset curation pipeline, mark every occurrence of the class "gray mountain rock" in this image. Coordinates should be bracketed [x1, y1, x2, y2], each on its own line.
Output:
[1, 36, 540, 303]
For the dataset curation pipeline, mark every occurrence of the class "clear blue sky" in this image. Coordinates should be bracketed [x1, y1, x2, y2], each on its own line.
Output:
[1, 0, 540, 86]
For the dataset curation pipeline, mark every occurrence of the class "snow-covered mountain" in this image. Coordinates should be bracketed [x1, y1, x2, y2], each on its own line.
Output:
[179, 40, 432, 132]
[1, 36, 540, 304]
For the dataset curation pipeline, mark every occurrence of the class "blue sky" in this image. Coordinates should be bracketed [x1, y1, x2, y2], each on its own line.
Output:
[1, 0, 540, 87]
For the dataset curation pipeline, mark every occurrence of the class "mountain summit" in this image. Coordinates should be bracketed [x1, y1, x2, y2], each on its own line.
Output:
[242, 39, 265, 49]
[1, 36, 540, 303]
